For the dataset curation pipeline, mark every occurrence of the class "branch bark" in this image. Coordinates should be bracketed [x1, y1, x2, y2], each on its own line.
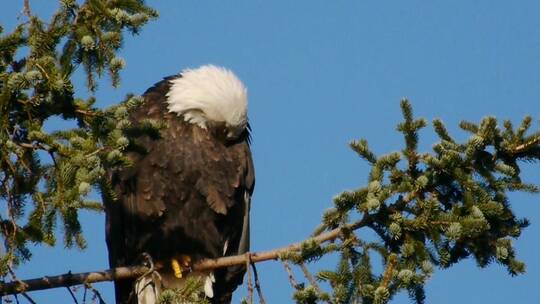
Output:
[0, 216, 371, 296]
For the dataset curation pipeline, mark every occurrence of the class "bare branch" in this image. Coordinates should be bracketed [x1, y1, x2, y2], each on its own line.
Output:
[299, 263, 322, 295]
[281, 260, 302, 290]
[245, 254, 253, 304]
[23, 0, 31, 16]
[82, 286, 88, 304]
[512, 135, 540, 154]
[0, 266, 149, 296]
[250, 263, 266, 304]
[195, 216, 370, 270]
[0, 217, 371, 296]
[17, 0, 32, 19]
[20, 292, 36, 304]
[85, 284, 106, 304]
[381, 254, 398, 288]
[66, 286, 79, 304]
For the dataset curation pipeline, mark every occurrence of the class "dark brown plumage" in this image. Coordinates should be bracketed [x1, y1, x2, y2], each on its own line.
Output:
[104, 76, 254, 304]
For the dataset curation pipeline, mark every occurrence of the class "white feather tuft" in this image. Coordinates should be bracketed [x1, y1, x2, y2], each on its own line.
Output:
[135, 272, 162, 304]
[166, 65, 248, 130]
[223, 239, 229, 255]
[204, 272, 216, 298]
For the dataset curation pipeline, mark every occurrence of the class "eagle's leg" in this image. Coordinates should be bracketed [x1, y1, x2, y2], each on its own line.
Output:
[133, 253, 163, 304]
[171, 255, 192, 278]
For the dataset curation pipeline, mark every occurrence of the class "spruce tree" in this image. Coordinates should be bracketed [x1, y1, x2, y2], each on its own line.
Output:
[0, 0, 157, 275]
[289, 100, 540, 304]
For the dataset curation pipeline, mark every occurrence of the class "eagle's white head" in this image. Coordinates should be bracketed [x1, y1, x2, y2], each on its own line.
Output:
[166, 65, 248, 139]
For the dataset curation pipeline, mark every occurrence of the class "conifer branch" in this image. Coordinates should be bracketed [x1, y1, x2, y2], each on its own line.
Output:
[512, 135, 540, 154]
[380, 254, 398, 288]
[0, 217, 371, 296]
[75, 109, 98, 117]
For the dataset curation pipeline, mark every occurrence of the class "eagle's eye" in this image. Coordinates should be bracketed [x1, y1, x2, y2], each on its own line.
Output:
[226, 124, 245, 141]
[226, 129, 238, 140]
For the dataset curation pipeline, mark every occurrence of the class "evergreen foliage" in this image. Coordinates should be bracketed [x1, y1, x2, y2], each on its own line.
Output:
[0, 0, 156, 274]
[291, 100, 540, 303]
[157, 277, 210, 304]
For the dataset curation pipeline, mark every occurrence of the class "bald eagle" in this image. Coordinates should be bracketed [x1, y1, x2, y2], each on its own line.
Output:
[104, 65, 255, 304]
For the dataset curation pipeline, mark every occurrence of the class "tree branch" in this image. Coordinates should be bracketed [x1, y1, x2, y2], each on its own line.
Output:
[66, 286, 79, 304]
[512, 135, 540, 154]
[17, 0, 32, 19]
[281, 260, 302, 290]
[299, 263, 322, 294]
[245, 254, 253, 304]
[0, 216, 371, 296]
[381, 254, 398, 288]
[250, 263, 266, 304]
[0, 266, 149, 296]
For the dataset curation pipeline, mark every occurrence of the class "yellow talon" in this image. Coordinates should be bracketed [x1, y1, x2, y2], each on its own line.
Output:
[171, 255, 192, 278]
[171, 258, 182, 278]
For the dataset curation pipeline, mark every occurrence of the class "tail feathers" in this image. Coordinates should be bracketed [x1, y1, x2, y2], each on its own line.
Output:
[203, 272, 215, 298]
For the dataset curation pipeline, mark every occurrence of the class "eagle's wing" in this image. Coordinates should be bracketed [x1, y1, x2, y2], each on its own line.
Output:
[213, 141, 255, 304]
[104, 78, 255, 304]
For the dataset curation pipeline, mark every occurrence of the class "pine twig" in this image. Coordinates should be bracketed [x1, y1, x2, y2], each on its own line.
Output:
[75, 109, 98, 117]
[18, 0, 32, 19]
[83, 286, 88, 304]
[299, 263, 323, 295]
[381, 254, 398, 288]
[196, 216, 370, 270]
[512, 135, 540, 154]
[245, 254, 253, 304]
[66, 286, 79, 304]
[19, 292, 36, 304]
[85, 283, 106, 304]
[250, 263, 266, 304]
[24, 0, 31, 16]
[281, 260, 302, 290]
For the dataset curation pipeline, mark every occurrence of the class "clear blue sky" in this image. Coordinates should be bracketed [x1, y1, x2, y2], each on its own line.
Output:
[2, 1, 540, 303]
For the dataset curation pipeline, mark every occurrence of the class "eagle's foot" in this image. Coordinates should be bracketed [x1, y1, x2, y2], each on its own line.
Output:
[171, 255, 192, 278]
